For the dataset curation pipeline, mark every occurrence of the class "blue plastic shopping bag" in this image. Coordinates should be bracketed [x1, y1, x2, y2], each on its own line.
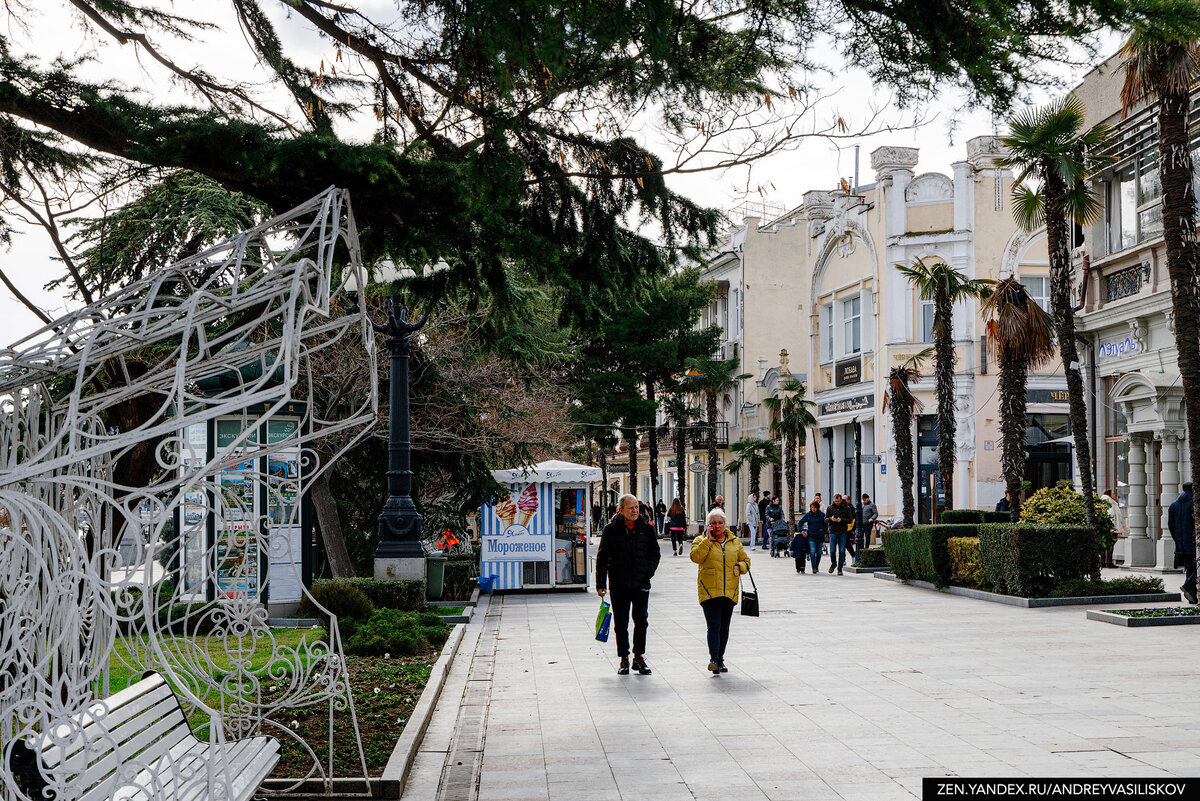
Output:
[594, 598, 612, 642]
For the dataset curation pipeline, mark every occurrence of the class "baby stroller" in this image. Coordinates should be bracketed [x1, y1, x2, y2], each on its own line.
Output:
[770, 519, 790, 557]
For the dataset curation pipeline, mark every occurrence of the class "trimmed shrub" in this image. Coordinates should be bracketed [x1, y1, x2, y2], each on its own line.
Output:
[883, 525, 978, 587]
[443, 557, 477, 602]
[299, 581, 376, 626]
[1048, 575, 1164, 598]
[978, 524, 1096, 597]
[857, 548, 888, 568]
[947, 537, 986, 588]
[332, 578, 426, 611]
[1019, 483, 1115, 557]
[343, 609, 450, 657]
[940, 510, 1013, 525]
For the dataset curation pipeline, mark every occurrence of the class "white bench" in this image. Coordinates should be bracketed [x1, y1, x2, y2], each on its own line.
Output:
[31, 673, 280, 801]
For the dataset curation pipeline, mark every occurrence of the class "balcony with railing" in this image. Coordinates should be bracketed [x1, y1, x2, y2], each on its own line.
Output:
[679, 421, 729, 449]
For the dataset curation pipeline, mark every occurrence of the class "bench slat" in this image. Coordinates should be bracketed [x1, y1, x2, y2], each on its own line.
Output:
[36, 674, 280, 801]
[44, 691, 185, 770]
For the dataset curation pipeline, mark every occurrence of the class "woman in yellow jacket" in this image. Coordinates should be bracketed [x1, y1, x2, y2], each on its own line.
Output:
[690, 507, 751, 675]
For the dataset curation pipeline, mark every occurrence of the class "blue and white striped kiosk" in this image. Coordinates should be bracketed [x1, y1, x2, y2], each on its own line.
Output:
[480, 460, 601, 592]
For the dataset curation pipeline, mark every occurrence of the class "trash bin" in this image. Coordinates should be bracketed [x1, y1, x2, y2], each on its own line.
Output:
[426, 553, 446, 600]
[477, 575, 497, 594]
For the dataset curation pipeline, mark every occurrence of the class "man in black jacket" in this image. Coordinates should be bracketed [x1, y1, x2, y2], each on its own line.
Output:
[596, 494, 661, 675]
[757, 491, 772, 550]
[1168, 482, 1197, 605]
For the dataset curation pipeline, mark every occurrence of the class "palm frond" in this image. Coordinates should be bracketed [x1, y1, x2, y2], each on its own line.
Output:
[1010, 184, 1045, 231]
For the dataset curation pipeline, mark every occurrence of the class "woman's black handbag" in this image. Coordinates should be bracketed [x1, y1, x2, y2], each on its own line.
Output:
[740, 569, 759, 617]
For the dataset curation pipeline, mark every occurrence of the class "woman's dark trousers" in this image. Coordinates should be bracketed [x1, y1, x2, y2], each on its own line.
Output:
[701, 597, 735, 663]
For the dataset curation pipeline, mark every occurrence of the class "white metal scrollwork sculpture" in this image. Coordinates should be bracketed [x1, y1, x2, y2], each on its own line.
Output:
[0, 187, 378, 799]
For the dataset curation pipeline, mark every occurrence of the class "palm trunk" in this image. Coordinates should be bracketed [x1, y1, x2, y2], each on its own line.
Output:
[1043, 174, 1098, 541]
[706, 391, 718, 504]
[785, 431, 797, 526]
[646, 381, 660, 505]
[750, 463, 761, 497]
[1155, 79, 1200, 587]
[890, 375, 916, 528]
[934, 290, 956, 511]
[675, 425, 687, 518]
[586, 439, 594, 515]
[626, 427, 637, 495]
[599, 449, 609, 515]
[999, 356, 1030, 522]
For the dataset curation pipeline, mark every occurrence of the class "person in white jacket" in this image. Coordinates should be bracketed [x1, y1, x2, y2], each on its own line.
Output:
[1102, 488, 1126, 568]
[744, 493, 761, 543]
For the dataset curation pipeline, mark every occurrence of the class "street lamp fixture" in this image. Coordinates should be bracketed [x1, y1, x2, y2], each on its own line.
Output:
[344, 268, 430, 579]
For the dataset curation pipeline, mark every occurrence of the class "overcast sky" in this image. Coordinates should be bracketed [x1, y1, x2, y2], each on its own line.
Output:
[0, 4, 1122, 348]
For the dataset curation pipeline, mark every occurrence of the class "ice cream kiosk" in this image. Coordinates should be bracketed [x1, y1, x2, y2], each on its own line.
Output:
[481, 460, 600, 591]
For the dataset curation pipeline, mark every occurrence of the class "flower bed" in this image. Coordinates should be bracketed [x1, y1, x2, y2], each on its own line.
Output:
[1087, 606, 1200, 627]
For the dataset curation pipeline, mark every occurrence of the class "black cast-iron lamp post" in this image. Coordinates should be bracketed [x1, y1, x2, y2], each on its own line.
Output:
[344, 270, 429, 573]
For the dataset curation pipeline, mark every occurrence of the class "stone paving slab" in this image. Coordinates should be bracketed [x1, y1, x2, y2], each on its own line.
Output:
[404, 549, 1200, 800]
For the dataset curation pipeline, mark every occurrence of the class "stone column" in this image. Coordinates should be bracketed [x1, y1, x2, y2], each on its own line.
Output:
[1156, 431, 1182, 571]
[1125, 433, 1154, 567]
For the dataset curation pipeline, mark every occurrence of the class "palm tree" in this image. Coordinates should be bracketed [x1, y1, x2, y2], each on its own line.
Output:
[883, 349, 930, 528]
[683, 356, 750, 506]
[897, 259, 994, 513]
[660, 392, 700, 515]
[764, 378, 818, 526]
[1120, 29, 1200, 584]
[983, 278, 1057, 522]
[725, 437, 781, 497]
[998, 97, 1112, 532]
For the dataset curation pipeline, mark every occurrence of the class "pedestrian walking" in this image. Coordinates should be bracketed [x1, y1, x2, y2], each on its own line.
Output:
[860, 493, 878, 551]
[1168, 482, 1197, 606]
[710, 495, 725, 512]
[796, 500, 827, 573]
[655, 499, 667, 533]
[666, 498, 688, 556]
[745, 492, 761, 546]
[595, 494, 661, 675]
[767, 496, 786, 557]
[592, 501, 603, 533]
[757, 491, 772, 550]
[690, 507, 751, 675]
[825, 494, 854, 575]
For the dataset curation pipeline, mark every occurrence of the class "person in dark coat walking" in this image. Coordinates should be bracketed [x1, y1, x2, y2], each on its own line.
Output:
[655, 499, 667, 532]
[795, 500, 827, 573]
[825, 494, 854, 575]
[1168, 482, 1197, 606]
[596, 494, 662, 675]
[665, 498, 688, 556]
[757, 491, 772, 549]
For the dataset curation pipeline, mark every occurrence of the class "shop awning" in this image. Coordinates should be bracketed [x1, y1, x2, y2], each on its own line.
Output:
[491, 460, 602, 484]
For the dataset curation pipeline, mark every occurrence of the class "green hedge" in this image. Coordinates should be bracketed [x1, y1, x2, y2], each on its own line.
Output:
[857, 547, 888, 568]
[882, 525, 979, 587]
[311, 578, 426, 612]
[443, 557, 477, 602]
[947, 537, 986, 588]
[978, 524, 1095, 597]
[941, 510, 1012, 524]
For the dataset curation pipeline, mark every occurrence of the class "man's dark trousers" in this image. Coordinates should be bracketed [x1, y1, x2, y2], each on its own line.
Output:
[608, 586, 649, 657]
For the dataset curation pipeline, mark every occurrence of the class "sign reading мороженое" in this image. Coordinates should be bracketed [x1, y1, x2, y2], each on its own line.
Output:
[483, 524, 552, 559]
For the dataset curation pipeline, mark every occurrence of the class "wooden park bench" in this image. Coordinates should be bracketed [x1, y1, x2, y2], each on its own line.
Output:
[20, 673, 279, 801]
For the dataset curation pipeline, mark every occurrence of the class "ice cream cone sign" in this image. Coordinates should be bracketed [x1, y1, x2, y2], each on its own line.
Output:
[496, 493, 517, 527]
[516, 483, 539, 526]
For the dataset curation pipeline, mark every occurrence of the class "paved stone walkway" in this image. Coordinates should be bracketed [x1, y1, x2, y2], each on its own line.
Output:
[404, 549, 1200, 801]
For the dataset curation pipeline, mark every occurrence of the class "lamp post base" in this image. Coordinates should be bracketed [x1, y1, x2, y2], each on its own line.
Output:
[374, 556, 426, 582]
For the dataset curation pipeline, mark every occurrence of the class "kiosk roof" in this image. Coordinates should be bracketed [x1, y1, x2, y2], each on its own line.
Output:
[491, 460, 602, 484]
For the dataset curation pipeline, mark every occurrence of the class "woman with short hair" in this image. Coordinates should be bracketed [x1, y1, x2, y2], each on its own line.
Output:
[690, 507, 751, 675]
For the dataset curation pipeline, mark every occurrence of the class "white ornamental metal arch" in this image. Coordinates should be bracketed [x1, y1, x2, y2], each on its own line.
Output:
[0, 187, 379, 800]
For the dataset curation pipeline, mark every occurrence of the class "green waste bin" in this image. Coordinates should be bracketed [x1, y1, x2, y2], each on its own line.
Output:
[426, 553, 446, 600]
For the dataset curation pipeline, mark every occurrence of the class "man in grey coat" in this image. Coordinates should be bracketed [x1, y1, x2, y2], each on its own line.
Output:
[860, 493, 879, 550]
[1168, 482, 1197, 606]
